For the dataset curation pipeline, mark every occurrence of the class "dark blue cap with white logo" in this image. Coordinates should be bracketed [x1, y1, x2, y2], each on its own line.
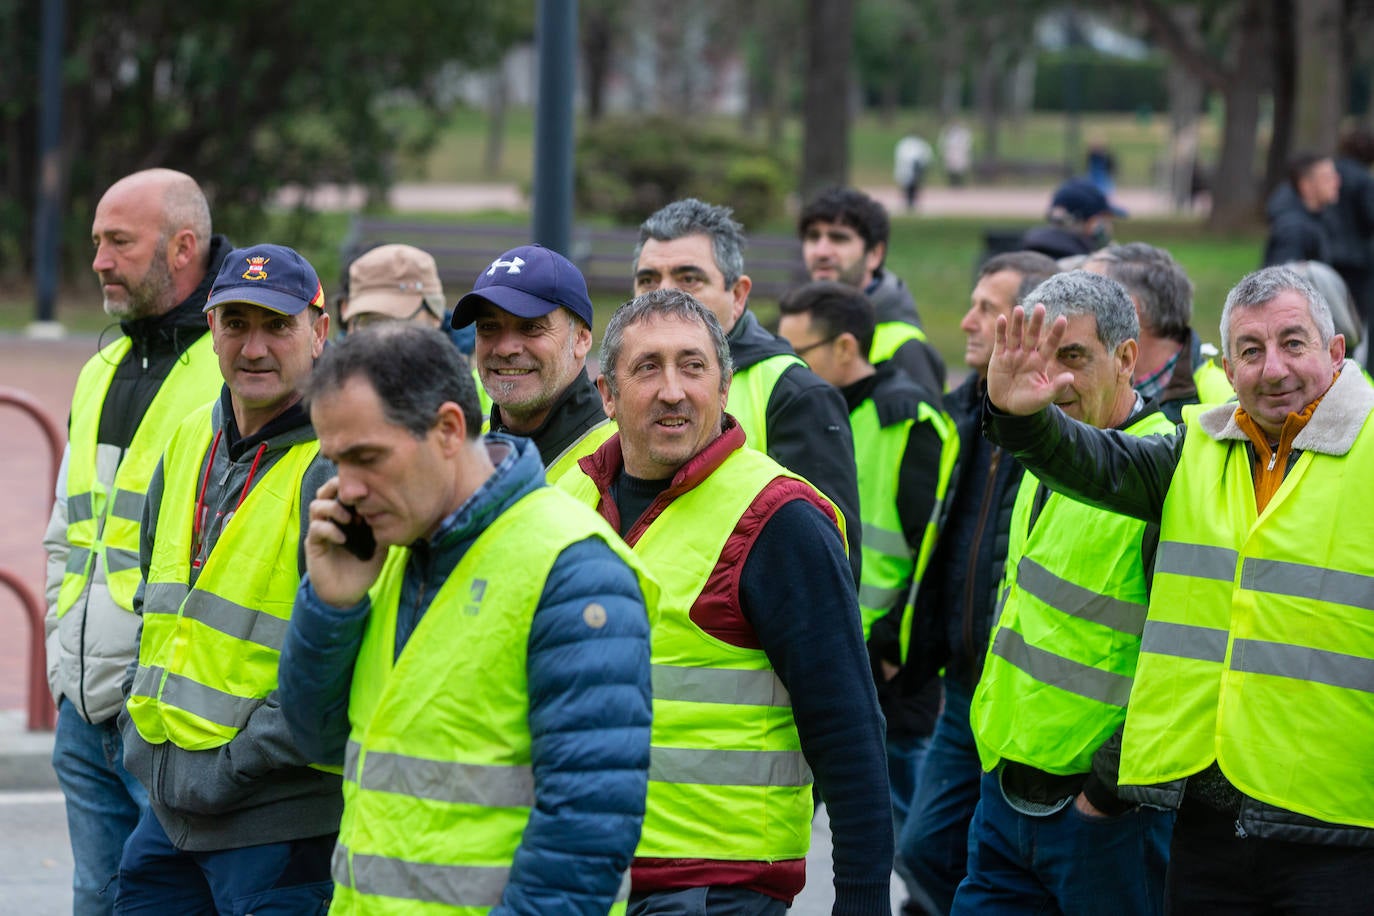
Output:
[451, 244, 595, 330]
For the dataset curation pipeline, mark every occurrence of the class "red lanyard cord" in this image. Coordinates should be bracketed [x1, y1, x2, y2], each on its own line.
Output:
[191, 432, 269, 564]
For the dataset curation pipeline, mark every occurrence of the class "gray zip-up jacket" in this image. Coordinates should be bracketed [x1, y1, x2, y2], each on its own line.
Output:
[120, 390, 341, 852]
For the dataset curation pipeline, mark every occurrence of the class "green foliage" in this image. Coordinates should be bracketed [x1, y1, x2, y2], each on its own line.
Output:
[0, 0, 527, 279]
[575, 117, 793, 227]
[1034, 51, 1170, 114]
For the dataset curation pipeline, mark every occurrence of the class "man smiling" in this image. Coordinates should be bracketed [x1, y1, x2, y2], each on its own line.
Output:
[560, 289, 893, 915]
[451, 244, 613, 482]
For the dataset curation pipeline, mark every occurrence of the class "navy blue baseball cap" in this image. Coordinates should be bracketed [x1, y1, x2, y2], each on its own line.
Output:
[1049, 179, 1128, 221]
[204, 244, 326, 315]
[451, 244, 595, 330]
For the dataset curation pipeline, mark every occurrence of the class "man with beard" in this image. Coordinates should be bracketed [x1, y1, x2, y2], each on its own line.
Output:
[43, 168, 230, 915]
[451, 245, 614, 483]
[798, 187, 947, 397]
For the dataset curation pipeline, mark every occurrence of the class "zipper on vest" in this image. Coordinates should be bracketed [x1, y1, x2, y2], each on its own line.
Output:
[1234, 818, 1248, 839]
[1267, 450, 1278, 472]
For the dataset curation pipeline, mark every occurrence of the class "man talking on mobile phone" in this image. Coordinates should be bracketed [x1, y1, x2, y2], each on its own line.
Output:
[277, 323, 656, 914]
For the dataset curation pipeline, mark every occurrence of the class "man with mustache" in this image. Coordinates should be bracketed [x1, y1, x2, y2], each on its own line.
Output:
[117, 244, 339, 912]
[451, 244, 613, 483]
[44, 168, 229, 914]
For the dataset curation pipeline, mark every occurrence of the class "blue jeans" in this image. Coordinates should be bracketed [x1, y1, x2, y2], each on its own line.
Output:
[898, 677, 980, 915]
[51, 697, 150, 916]
[888, 730, 933, 908]
[951, 769, 1172, 916]
[115, 808, 333, 915]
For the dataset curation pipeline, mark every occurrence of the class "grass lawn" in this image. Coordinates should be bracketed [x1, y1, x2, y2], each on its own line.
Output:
[2, 211, 1264, 373]
[396, 105, 1219, 192]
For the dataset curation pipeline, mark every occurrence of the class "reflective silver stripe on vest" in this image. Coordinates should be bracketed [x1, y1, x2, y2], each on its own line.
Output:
[649, 746, 812, 787]
[111, 489, 145, 523]
[616, 870, 631, 903]
[990, 627, 1133, 707]
[105, 547, 141, 575]
[1015, 557, 1148, 635]
[1242, 558, 1374, 613]
[67, 492, 95, 524]
[129, 665, 261, 727]
[64, 547, 91, 575]
[344, 742, 534, 808]
[860, 582, 908, 610]
[1231, 639, 1374, 694]
[334, 843, 510, 908]
[142, 582, 191, 615]
[652, 664, 791, 708]
[1139, 620, 1228, 663]
[1155, 542, 1238, 582]
[143, 582, 288, 650]
[861, 523, 909, 558]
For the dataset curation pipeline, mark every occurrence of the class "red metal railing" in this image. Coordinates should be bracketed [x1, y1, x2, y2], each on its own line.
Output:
[1, 386, 63, 731]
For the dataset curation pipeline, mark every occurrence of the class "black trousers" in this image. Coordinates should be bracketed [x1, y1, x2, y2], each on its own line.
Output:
[1166, 798, 1374, 915]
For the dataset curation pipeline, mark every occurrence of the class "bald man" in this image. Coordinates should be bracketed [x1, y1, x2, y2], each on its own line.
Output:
[44, 169, 230, 915]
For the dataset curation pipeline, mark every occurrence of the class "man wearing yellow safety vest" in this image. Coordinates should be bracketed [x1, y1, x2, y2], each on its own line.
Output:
[798, 185, 948, 398]
[117, 243, 338, 912]
[897, 250, 1058, 915]
[560, 289, 893, 914]
[956, 272, 1174, 915]
[452, 244, 613, 483]
[633, 198, 863, 584]
[985, 265, 1374, 912]
[1083, 242, 1233, 421]
[277, 323, 653, 914]
[776, 280, 956, 910]
[44, 168, 229, 915]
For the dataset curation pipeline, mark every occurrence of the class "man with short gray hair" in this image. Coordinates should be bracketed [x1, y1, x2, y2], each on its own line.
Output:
[561, 288, 893, 914]
[633, 199, 863, 581]
[984, 264, 1374, 910]
[1084, 242, 1232, 420]
[954, 271, 1174, 914]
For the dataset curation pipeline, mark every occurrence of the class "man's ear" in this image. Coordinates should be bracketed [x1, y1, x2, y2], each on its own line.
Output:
[434, 401, 467, 453]
[1117, 338, 1139, 382]
[728, 274, 752, 327]
[596, 372, 617, 420]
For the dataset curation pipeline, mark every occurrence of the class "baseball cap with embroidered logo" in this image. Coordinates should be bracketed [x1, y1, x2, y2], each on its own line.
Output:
[204, 243, 326, 316]
[451, 244, 595, 330]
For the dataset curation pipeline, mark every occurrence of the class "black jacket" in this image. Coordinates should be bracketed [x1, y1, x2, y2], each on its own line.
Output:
[902, 373, 1024, 694]
[729, 310, 863, 583]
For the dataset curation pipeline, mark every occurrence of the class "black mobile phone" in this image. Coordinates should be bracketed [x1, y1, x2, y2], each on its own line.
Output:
[338, 505, 377, 561]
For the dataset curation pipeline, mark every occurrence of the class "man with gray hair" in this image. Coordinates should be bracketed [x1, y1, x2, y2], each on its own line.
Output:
[1084, 242, 1232, 421]
[632, 198, 863, 581]
[983, 264, 1374, 910]
[44, 168, 230, 914]
[560, 289, 893, 914]
[954, 271, 1174, 914]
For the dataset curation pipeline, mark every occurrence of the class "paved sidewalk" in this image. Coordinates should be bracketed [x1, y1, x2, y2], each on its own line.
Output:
[274, 180, 1182, 220]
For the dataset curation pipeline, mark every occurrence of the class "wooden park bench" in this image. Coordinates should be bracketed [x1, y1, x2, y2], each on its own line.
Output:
[342, 215, 810, 303]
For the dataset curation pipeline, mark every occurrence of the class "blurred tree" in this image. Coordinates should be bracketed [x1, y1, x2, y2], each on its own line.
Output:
[0, 0, 523, 278]
[581, 0, 622, 122]
[1136, 0, 1275, 230]
[801, 0, 856, 199]
[854, 0, 924, 122]
[741, 0, 804, 147]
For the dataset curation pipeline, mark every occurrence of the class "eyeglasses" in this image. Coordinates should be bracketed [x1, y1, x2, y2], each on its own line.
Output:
[791, 335, 839, 357]
[345, 301, 436, 333]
